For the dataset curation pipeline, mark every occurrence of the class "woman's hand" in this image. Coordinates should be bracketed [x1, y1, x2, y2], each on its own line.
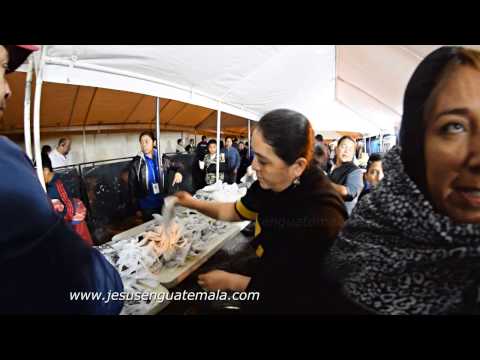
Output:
[173, 172, 183, 185]
[198, 270, 250, 291]
[174, 191, 194, 208]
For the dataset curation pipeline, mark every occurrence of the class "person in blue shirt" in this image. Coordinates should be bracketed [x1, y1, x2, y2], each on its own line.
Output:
[128, 131, 184, 222]
[224, 137, 241, 184]
[0, 44, 123, 314]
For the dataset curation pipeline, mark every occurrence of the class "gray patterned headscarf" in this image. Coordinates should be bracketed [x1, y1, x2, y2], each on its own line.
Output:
[327, 146, 480, 314]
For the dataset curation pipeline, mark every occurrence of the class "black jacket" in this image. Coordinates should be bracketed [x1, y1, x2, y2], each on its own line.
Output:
[128, 151, 183, 210]
[236, 168, 349, 314]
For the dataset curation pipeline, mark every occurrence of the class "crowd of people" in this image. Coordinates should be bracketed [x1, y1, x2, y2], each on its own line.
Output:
[192, 135, 252, 188]
[1, 44, 480, 314]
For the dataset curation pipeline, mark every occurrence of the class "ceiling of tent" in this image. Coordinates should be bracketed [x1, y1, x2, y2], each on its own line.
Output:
[1, 72, 250, 137]
[39, 45, 379, 134]
[336, 45, 480, 134]
[5, 45, 480, 140]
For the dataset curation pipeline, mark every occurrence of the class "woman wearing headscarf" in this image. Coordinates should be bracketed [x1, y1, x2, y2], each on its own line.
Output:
[318, 46, 480, 315]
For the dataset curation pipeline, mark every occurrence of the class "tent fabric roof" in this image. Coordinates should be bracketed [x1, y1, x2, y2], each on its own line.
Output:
[38, 45, 379, 133]
[5, 45, 480, 138]
[1, 72, 250, 136]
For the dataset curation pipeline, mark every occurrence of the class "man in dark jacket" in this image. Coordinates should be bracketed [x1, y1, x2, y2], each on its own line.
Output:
[193, 135, 209, 190]
[0, 45, 123, 314]
[224, 137, 241, 184]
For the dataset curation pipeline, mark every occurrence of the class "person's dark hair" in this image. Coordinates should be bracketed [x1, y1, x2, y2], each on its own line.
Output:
[313, 142, 330, 171]
[337, 136, 356, 148]
[139, 131, 155, 143]
[41, 153, 53, 172]
[177, 139, 182, 145]
[225, 136, 232, 142]
[314, 143, 326, 158]
[41, 145, 52, 156]
[58, 138, 68, 147]
[207, 139, 217, 146]
[400, 46, 480, 195]
[256, 109, 314, 166]
[202, 136, 207, 141]
[190, 139, 194, 143]
[366, 153, 383, 172]
[239, 141, 244, 145]
[220, 140, 224, 149]
[315, 134, 324, 143]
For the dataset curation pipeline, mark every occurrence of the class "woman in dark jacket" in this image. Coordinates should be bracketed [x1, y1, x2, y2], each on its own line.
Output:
[174, 109, 347, 314]
[320, 46, 480, 315]
[329, 136, 364, 215]
[128, 131, 184, 222]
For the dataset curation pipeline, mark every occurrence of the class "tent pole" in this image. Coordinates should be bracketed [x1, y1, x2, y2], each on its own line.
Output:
[216, 106, 221, 183]
[248, 119, 251, 158]
[379, 130, 384, 153]
[156, 97, 162, 176]
[83, 126, 87, 162]
[23, 57, 34, 160]
[33, 45, 47, 192]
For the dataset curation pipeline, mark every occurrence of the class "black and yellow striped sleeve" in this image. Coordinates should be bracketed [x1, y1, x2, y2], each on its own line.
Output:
[235, 198, 258, 221]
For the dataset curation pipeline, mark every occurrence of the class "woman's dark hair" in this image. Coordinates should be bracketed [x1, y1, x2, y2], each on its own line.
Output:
[256, 109, 314, 165]
[177, 139, 182, 145]
[139, 131, 155, 143]
[202, 136, 207, 141]
[41, 145, 52, 156]
[366, 153, 383, 172]
[41, 153, 53, 172]
[207, 139, 217, 146]
[315, 134, 324, 142]
[220, 140, 224, 149]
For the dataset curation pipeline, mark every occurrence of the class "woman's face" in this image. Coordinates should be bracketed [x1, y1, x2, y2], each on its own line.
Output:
[365, 161, 384, 187]
[335, 138, 355, 164]
[0, 46, 12, 120]
[140, 135, 154, 155]
[251, 128, 306, 192]
[208, 143, 217, 155]
[425, 65, 480, 224]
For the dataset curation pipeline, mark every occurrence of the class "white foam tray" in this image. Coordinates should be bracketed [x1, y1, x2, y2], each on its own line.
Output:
[110, 216, 249, 289]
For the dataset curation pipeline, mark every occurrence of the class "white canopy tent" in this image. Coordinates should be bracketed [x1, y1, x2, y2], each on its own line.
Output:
[16, 45, 480, 136]
[12, 44, 480, 189]
[29, 45, 381, 134]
